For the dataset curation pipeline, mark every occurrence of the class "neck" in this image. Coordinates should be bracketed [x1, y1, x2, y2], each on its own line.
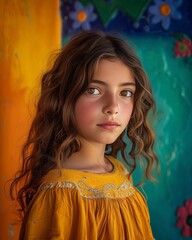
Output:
[68, 140, 106, 165]
[61, 138, 113, 173]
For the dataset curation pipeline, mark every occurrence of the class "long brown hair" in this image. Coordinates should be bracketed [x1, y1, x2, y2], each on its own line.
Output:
[10, 30, 158, 217]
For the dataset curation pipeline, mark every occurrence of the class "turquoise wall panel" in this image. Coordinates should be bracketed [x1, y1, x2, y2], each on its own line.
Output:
[130, 35, 192, 240]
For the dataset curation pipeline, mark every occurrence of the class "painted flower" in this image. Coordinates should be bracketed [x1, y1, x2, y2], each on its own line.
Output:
[69, 1, 97, 30]
[148, 0, 182, 30]
[174, 38, 192, 58]
[176, 199, 192, 237]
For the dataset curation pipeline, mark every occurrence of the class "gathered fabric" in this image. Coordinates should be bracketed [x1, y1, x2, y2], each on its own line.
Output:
[20, 156, 154, 240]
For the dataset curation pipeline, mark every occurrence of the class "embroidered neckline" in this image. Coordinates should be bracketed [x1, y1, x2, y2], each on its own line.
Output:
[39, 157, 134, 199]
[39, 179, 135, 199]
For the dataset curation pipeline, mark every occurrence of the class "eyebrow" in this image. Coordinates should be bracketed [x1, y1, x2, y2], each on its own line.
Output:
[91, 79, 136, 87]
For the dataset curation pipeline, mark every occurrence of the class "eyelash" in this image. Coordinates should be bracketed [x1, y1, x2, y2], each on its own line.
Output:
[86, 88, 134, 97]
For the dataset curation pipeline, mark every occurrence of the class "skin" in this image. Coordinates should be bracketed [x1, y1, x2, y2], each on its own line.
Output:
[62, 59, 136, 173]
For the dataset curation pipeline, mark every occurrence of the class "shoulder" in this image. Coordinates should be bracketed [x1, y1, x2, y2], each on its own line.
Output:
[21, 174, 78, 239]
[25, 172, 79, 225]
[28, 169, 79, 210]
[106, 155, 132, 181]
[106, 155, 128, 172]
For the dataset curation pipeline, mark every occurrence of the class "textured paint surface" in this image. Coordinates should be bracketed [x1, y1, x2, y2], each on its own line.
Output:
[0, 0, 61, 239]
[128, 35, 192, 240]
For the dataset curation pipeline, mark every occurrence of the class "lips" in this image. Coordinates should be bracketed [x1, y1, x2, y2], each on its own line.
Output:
[97, 121, 120, 130]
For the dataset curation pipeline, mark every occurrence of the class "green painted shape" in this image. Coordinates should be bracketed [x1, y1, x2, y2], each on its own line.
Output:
[119, 0, 152, 20]
[81, 0, 119, 26]
[80, 0, 152, 25]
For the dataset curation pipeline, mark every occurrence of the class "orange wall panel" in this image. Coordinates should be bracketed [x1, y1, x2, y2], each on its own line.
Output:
[0, 0, 61, 238]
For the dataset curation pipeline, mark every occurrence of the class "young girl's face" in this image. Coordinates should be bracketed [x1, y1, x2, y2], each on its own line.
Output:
[74, 58, 136, 146]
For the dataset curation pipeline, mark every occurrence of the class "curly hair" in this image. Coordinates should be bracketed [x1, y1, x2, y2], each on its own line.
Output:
[10, 30, 158, 217]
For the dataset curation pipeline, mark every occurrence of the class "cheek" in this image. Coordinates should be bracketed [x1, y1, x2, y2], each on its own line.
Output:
[75, 100, 98, 125]
[120, 103, 134, 123]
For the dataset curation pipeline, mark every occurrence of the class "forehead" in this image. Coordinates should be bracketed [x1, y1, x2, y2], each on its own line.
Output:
[93, 58, 135, 84]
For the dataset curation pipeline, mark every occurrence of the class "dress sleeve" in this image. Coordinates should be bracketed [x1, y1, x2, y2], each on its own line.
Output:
[20, 187, 74, 240]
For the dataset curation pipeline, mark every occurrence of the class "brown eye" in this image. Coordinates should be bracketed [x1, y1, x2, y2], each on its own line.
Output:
[86, 88, 100, 95]
[120, 90, 133, 97]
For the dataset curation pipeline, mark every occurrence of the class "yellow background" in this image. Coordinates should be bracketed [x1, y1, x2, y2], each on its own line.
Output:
[0, 0, 61, 238]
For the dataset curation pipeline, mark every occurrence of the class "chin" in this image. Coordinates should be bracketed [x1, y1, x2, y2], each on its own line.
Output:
[100, 137, 119, 145]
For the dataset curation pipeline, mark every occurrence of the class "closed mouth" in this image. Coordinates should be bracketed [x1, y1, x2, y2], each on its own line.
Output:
[97, 122, 120, 130]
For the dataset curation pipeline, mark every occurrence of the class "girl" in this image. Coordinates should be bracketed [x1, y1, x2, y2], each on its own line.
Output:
[11, 30, 158, 239]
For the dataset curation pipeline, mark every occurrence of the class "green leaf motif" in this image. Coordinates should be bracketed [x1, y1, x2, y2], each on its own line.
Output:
[80, 0, 152, 26]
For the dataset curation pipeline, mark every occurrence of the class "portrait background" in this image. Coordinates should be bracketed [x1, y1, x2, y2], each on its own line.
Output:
[0, 0, 192, 239]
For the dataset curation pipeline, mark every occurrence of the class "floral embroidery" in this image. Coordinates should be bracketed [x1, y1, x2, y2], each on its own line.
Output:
[69, 1, 97, 30]
[39, 181, 77, 191]
[174, 38, 192, 58]
[39, 179, 135, 199]
[148, 0, 182, 30]
[176, 199, 192, 237]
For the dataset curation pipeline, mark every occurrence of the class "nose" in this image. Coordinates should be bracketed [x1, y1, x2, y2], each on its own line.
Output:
[103, 95, 119, 116]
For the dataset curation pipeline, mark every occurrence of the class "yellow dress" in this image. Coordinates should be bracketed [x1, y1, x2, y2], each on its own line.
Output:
[20, 156, 154, 240]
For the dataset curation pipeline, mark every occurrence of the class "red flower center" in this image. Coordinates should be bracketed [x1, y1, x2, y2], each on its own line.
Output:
[187, 215, 192, 227]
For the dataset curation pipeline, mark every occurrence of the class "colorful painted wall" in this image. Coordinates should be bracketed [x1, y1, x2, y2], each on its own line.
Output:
[0, 0, 192, 239]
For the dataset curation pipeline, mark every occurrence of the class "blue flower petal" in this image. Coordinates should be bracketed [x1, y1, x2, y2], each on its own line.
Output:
[148, 5, 159, 15]
[152, 15, 162, 24]
[69, 12, 77, 20]
[82, 21, 91, 30]
[161, 17, 170, 30]
[154, 0, 164, 6]
[171, 10, 182, 20]
[69, 1, 97, 31]
[88, 13, 97, 21]
[86, 3, 94, 13]
[75, 1, 83, 11]
[148, 0, 183, 30]
[72, 21, 82, 29]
